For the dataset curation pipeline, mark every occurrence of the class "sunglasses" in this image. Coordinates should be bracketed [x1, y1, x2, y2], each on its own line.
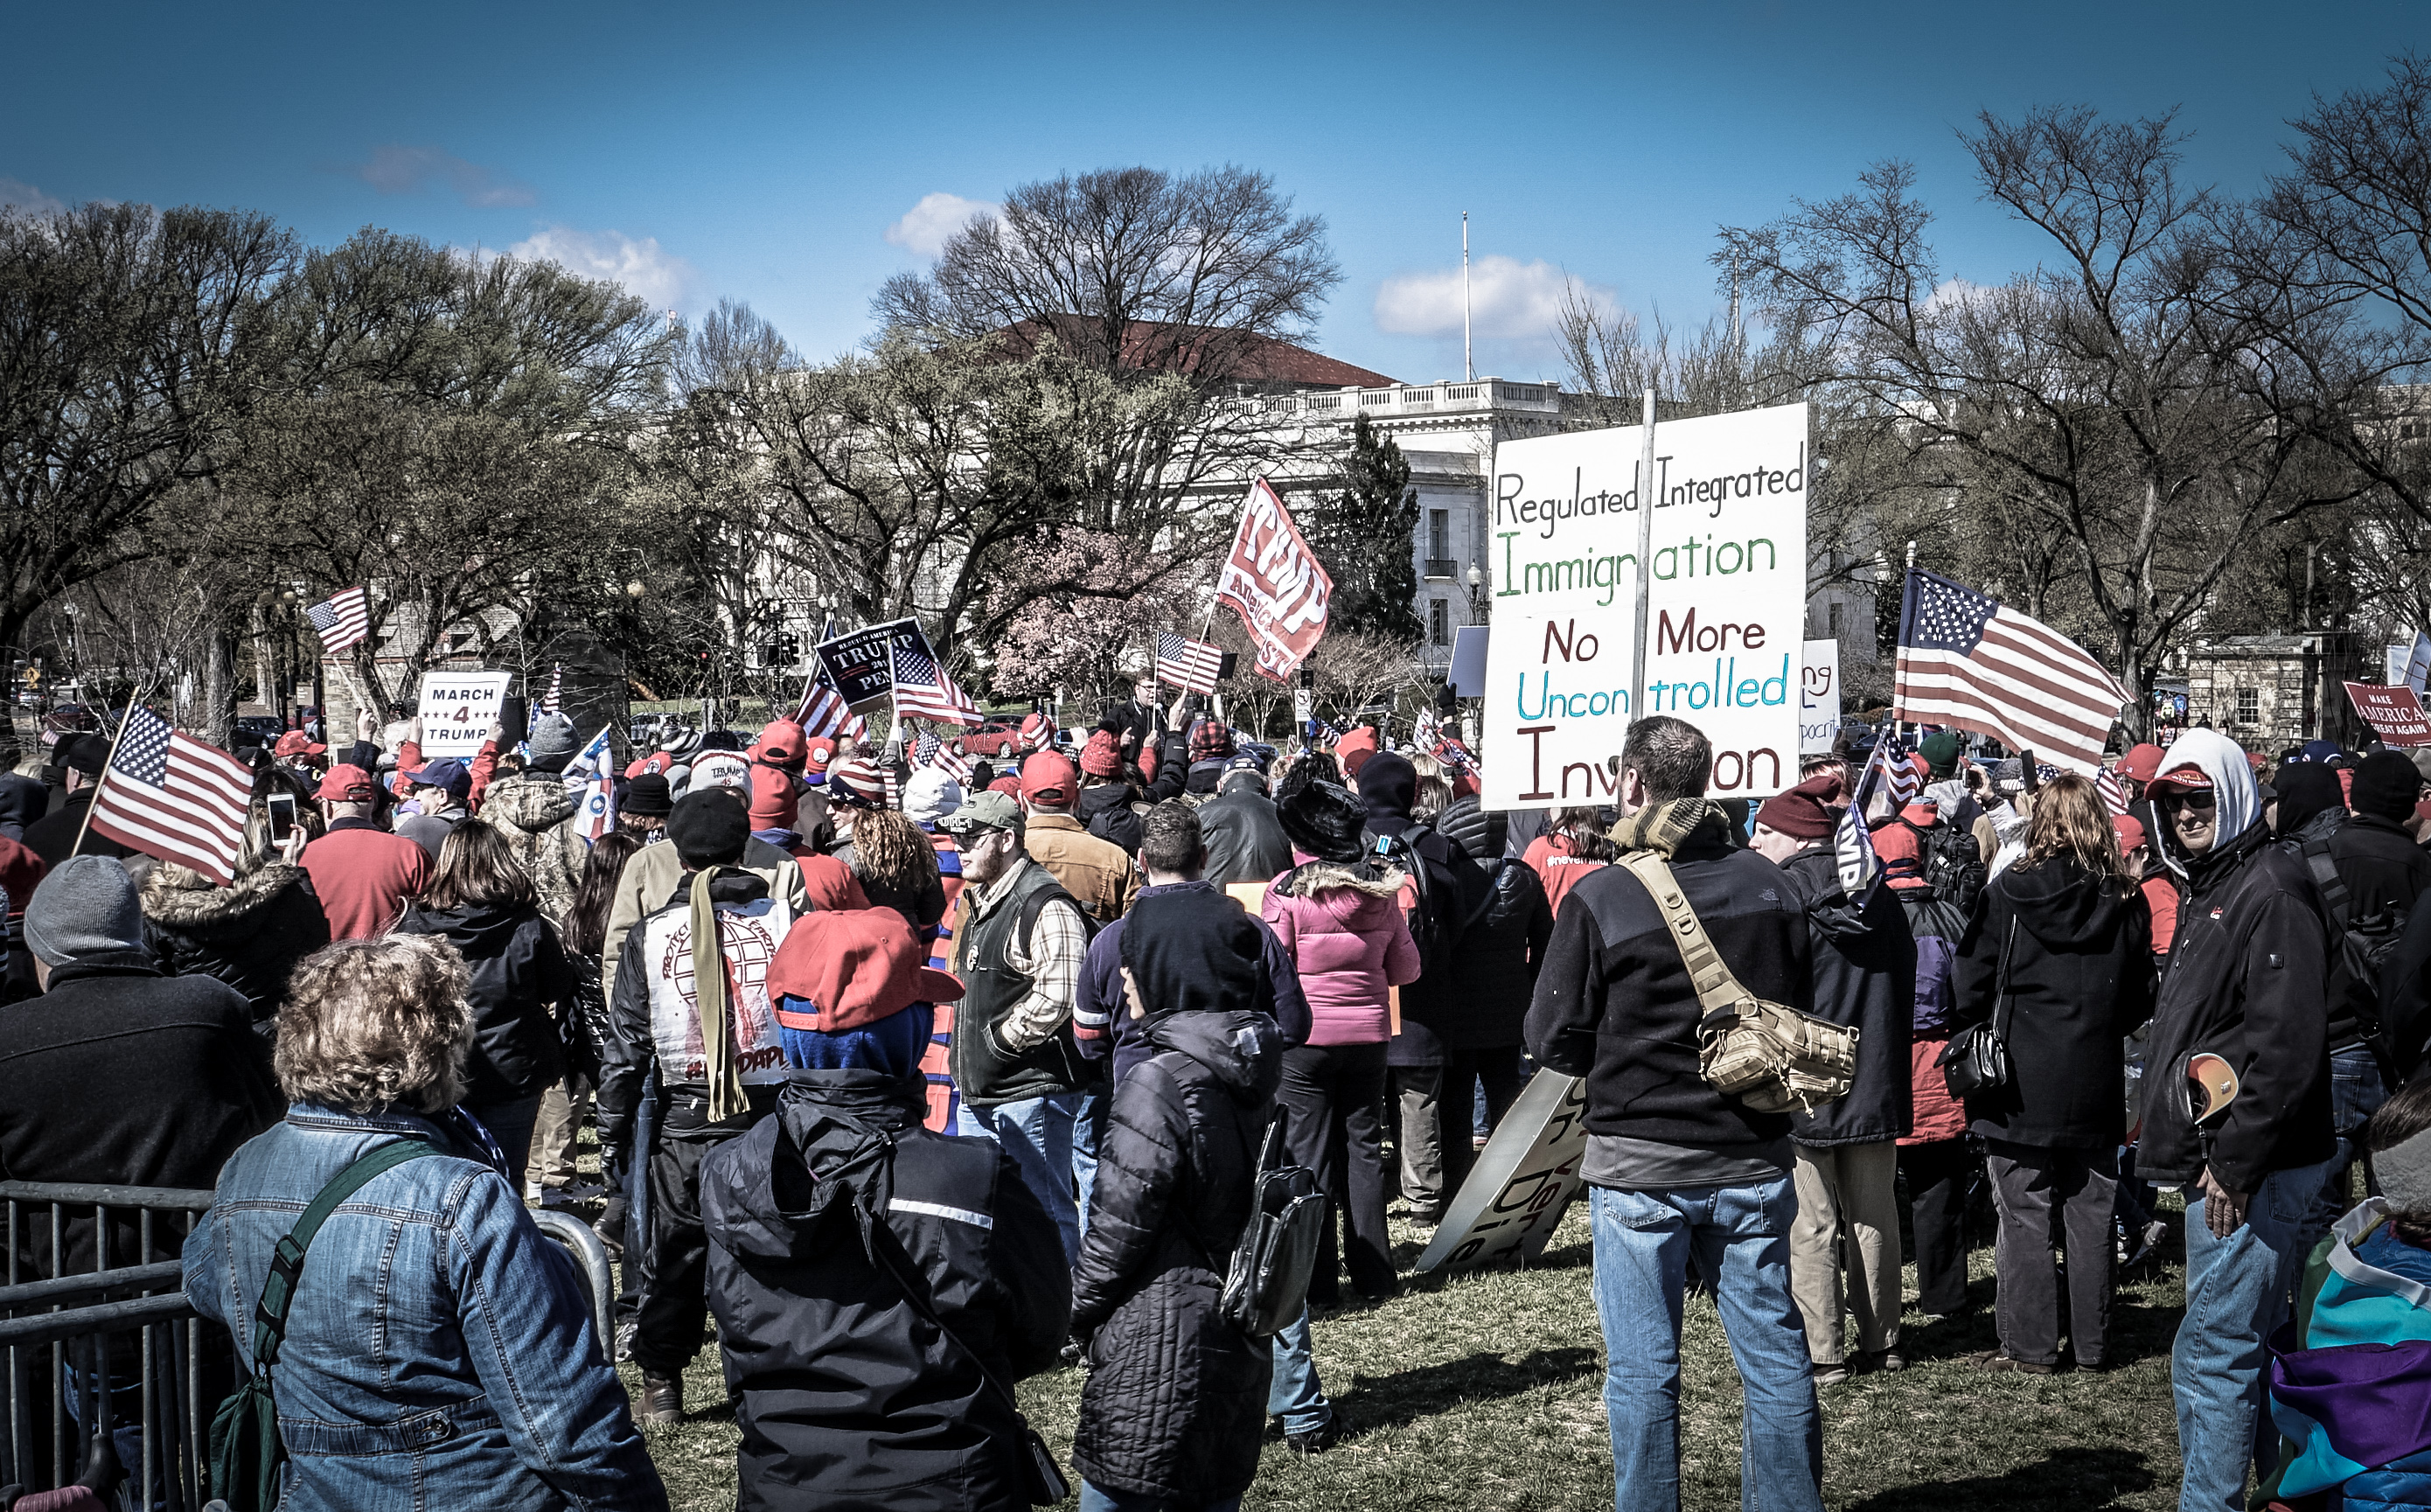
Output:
[2162, 791, 2218, 811]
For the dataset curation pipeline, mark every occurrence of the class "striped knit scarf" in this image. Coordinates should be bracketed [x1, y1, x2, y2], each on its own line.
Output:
[1609, 798, 1727, 858]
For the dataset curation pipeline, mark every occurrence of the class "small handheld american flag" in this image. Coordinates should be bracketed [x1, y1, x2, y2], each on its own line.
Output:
[306, 587, 370, 655]
[87, 708, 256, 886]
[892, 639, 982, 725]
[1154, 632, 1224, 696]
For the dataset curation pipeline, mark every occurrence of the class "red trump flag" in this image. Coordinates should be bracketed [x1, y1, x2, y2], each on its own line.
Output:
[1214, 477, 1333, 682]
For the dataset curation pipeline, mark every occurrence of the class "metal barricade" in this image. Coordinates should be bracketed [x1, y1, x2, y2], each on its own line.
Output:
[530, 1210, 616, 1366]
[2, 1181, 214, 1511]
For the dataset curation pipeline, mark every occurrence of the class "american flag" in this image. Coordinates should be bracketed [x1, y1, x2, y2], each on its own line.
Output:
[1893, 569, 2127, 777]
[794, 677, 867, 743]
[1310, 716, 1345, 743]
[1154, 632, 1224, 696]
[892, 641, 982, 724]
[306, 587, 370, 655]
[1431, 737, 1476, 775]
[2095, 765, 2130, 817]
[912, 728, 975, 784]
[87, 707, 255, 886]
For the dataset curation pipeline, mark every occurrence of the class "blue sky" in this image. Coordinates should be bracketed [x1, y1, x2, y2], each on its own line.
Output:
[4, 2, 2421, 384]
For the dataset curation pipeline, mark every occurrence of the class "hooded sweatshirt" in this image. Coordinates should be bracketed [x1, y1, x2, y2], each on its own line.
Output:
[2136, 729, 2336, 1188]
[392, 897, 575, 1105]
[477, 770, 586, 927]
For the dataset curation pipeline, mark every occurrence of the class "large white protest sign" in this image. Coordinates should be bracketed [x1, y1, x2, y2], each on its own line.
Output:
[1801, 638, 1841, 755]
[415, 671, 513, 758]
[1482, 403, 1809, 808]
[1415, 1070, 1589, 1273]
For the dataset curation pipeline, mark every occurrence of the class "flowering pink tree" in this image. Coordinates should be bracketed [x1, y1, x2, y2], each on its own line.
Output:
[985, 528, 1207, 711]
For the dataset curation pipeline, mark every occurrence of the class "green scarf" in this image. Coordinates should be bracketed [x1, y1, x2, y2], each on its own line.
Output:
[1609, 798, 1729, 858]
[690, 867, 747, 1124]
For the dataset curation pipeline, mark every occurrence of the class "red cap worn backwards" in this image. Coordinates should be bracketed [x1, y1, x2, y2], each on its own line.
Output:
[769, 909, 965, 1034]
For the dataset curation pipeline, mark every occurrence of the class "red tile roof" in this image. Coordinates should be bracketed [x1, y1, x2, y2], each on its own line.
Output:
[993, 315, 1397, 390]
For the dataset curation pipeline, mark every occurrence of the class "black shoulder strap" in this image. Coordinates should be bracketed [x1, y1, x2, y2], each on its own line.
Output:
[1991, 916, 2020, 1042]
[2303, 837, 2354, 930]
[251, 1140, 438, 1369]
[860, 1187, 1027, 1421]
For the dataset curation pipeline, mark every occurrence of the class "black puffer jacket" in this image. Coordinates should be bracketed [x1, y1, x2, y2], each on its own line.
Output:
[392, 900, 575, 1105]
[702, 1069, 1072, 1512]
[1197, 784, 1292, 887]
[1079, 783, 1144, 856]
[2138, 819, 2334, 1188]
[1951, 854, 2153, 1149]
[1402, 853, 1550, 1055]
[1434, 796, 1507, 873]
[1071, 1010, 1281, 1503]
[140, 860, 331, 1033]
[1779, 851, 1916, 1146]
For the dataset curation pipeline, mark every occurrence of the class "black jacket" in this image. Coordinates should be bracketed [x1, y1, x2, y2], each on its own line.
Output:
[2313, 812, 2431, 1049]
[1078, 783, 1144, 857]
[1402, 851, 1551, 1056]
[1525, 806, 1813, 1156]
[1951, 855, 2154, 1149]
[1779, 851, 1917, 1147]
[140, 860, 330, 1033]
[1434, 797, 1508, 872]
[22, 788, 134, 869]
[393, 900, 574, 1105]
[2137, 820, 2336, 1188]
[0, 963, 280, 1277]
[1195, 786, 1292, 888]
[1071, 1011, 1280, 1502]
[701, 1069, 1071, 1512]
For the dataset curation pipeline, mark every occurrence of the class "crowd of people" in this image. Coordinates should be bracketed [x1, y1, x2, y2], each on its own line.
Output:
[4, 686, 2431, 1512]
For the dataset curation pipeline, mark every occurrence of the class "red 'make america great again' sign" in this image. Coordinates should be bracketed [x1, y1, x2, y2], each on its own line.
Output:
[1214, 477, 1333, 682]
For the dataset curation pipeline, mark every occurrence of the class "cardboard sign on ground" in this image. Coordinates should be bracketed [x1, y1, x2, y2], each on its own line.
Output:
[1416, 1069, 1591, 1272]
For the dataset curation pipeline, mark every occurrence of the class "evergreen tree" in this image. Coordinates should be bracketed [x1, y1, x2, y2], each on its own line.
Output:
[1306, 414, 1423, 645]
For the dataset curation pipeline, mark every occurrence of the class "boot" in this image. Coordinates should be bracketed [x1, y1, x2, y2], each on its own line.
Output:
[640, 1370, 683, 1425]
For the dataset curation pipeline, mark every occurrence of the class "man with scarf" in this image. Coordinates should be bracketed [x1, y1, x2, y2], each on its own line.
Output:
[599, 789, 800, 1425]
[1524, 715, 1823, 1512]
[2135, 728, 2337, 1512]
[700, 908, 1069, 1512]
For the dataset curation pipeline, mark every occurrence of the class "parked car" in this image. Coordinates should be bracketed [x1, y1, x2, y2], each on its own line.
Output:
[957, 720, 1025, 756]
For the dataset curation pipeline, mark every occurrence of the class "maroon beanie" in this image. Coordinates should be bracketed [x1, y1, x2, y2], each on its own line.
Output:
[1755, 772, 1842, 841]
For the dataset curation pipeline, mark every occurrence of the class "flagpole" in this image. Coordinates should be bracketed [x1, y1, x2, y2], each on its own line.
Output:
[1629, 387, 1657, 730]
[72, 675, 163, 858]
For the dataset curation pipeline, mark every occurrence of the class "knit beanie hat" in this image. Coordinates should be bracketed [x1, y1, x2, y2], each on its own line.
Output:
[667, 789, 751, 868]
[1919, 731, 1962, 780]
[827, 756, 890, 811]
[986, 773, 1023, 798]
[902, 766, 964, 826]
[526, 713, 581, 770]
[689, 750, 752, 791]
[1018, 712, 1053, 753]
[24, 855, 148, 968]
[748, 764, 799, 830]
[1755, 772, 1841, 840]
[2352, 750, 2423, 824]
[1080, 729, 1124, 779]
[623, 773, 674, 818]
[1189, 720, 1237, 763]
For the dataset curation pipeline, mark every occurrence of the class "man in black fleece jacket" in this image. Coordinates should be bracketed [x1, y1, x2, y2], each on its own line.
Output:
[1524, 716, 1822, 1512]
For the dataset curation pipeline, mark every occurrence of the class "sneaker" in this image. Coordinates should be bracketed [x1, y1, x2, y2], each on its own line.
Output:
[639, 1370, 683, 1425]
[1970, 1348, 2058, 1376]
[2123, 1218, 2168, 1268]
[1812, 1362, 1852, 1386]
[1856, 1348, 1907, 1374]
[1285, 1414, 1343, 1454]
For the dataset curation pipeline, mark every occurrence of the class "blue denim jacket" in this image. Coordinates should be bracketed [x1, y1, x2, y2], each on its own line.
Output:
[182, 1104, 666, 1512]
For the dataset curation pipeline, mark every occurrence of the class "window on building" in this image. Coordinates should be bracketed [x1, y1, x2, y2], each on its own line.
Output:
[2236, 687, 2259, 723]
[1429, 598, 1450, 646]
[1430, 509, 1449, 560]
[1828, 601, 1843, 638]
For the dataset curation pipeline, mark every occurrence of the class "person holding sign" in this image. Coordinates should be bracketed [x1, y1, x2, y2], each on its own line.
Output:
[1523, 715, 1823, 1512]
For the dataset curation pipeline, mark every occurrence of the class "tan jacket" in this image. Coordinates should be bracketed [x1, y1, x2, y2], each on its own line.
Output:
[1020, 812, 1139, 923]
[600, 836, 811, 1005]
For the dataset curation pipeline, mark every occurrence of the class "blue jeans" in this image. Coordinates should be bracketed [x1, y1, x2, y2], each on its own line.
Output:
[958, 1091, 1083, 1264]
[1267, 1306, 1332, 1436]
[1075, 1085, 1108, 1244]
[2304, 1044, 2388, 1244]
[2177, 1153, 2340, 1512]
[1079, 1483, 1240, 1512]
[1589, 1181, 1823, 1512]
[463, 1091, 544, 1195]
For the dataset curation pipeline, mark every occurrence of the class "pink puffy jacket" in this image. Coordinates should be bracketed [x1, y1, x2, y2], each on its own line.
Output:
[1262, 855, 1421, 1046]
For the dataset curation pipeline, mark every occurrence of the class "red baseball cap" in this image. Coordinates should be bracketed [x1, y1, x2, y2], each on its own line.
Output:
[2111, 814, 2148, 852]
[316, 763, 376, 802]
[2147, 763, 2215, 794]
[1335, 725, 1379, 777]
[768, 909, 965, 1034]
[2117, 744, 2165, 783]
[1020, 751, 1077, 806]
[275, 731, 326, 757]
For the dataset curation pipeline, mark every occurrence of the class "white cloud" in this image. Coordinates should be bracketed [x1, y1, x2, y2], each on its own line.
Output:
[353, 145, 535, 208]
[0, 177, 66, 216]
[885, 192, 1000, 257]
[1376, 255, 1601, 341]
[507, 226, 698, 311]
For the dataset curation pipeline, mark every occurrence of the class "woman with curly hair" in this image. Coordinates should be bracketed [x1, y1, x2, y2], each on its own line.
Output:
[841, 805, 949, 937]
[1950, 773, 2157, 1374]
[182, 935, 665, 1511]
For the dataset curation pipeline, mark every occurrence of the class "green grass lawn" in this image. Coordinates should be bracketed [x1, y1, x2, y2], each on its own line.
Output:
[609, 1198, 2188, 1512]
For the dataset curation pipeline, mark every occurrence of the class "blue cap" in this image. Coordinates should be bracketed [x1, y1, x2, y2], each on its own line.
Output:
[402, 757, 471, 798]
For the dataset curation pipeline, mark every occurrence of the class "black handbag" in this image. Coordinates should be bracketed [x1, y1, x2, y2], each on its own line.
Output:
[1216, 1118, 1327, 1339]
[863, 1199, 1069, 1506]
[1939, 916, 2017, 1100]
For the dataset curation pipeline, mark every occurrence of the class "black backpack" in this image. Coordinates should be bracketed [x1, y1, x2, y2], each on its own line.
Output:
[2300, 835, 2411, 1028]
[1363, 826, 1488, 979]
[1893, 816, 1987, 916]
